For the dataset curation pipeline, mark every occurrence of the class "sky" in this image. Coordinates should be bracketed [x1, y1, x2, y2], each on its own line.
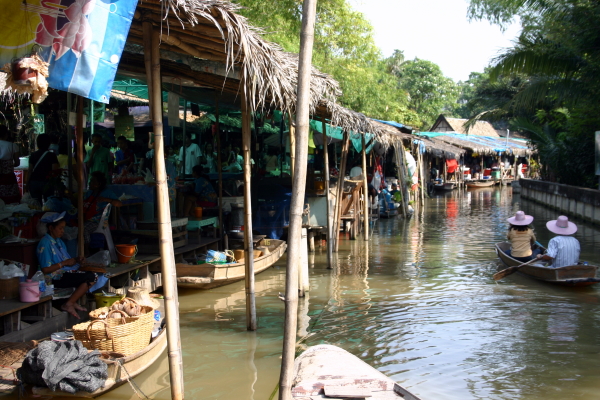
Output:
[349, 0, 521, 82]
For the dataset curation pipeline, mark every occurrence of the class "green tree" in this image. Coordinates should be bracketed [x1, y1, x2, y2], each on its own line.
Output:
[387, 57, 459, 129]
[233, 0, 418, 124]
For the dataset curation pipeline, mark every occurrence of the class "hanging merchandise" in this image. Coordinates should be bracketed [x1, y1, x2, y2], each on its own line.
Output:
[1, 54, 50, 103]
[168, 92, 180, 127]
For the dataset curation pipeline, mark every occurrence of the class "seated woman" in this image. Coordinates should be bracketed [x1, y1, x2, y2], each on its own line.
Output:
[506, 211, 540, 262]
[183, 165, 217, 217]
[83, 171, 122, 246]
[37, 212, 94, 318]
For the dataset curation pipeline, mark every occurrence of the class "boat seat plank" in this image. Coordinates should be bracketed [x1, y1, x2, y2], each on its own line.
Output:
[0, 296, 52, 318]
[324, 385, 372, 397]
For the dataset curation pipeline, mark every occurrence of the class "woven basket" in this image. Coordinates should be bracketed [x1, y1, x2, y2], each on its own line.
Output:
[72, 316, 153, 356]
[0, 278, 20, 300]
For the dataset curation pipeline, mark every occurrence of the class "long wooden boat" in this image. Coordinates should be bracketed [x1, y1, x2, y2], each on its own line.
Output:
[434, 182, 455, 191]
[495, 242, 600, 286]
[293, 344, 422, 400]
[31, 327, 167, 398]
[176, 239, 287, 289]
[466, 180, 495, 188]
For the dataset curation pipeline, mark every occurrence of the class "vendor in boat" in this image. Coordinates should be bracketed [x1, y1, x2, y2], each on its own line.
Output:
[536, 216, 580, 268]
[37, 212, 94, 319]
[182, 165, 217, 217]
[506, 211, 540, 262]
[83, 171, 122, 246]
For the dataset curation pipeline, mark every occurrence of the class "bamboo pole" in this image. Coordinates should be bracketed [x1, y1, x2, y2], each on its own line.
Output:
[67, 93, 73, 195]
[241, 92, 257, 331]
[333, 132, 350, 253]
[76, 97, 84, 257]
[143, 22, 154, 121]
[215, 95, 225, 250]
[361, 135, 369, 241]
[396, 142, 409, 217]
[321, 117, 332, 269]
[288, 114, 295, 180]
[145, 23, 185, 400]
[279, 0, 317, 397]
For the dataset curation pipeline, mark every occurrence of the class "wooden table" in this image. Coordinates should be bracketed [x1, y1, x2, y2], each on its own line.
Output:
[0, 296, 53, 336]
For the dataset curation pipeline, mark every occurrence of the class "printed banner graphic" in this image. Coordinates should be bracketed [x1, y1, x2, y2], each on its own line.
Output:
[0, 0, 138, 103]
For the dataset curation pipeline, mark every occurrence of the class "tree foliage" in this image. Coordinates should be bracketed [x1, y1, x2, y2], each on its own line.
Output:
[232, 0, 449, 128]
[387, 58, 459, 129]
[464, 0, 600, 188]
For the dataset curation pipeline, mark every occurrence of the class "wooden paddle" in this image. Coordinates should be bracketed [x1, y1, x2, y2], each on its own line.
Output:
[493, 258, 539, 281]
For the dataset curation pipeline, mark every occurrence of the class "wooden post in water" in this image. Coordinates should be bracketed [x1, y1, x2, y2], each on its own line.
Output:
[144, 22, 185, 400]
[334, 131, 350, 253]
[240, 93, 257, 331]
[395, 142, 409, 217]
[279, 0, 317, 397]
[321, 117, 333, 268]
[288, 114, 295, 180]
[361, 135, 369, 241]
[76, 97, 84, 257]
[215, 95, 226, 250]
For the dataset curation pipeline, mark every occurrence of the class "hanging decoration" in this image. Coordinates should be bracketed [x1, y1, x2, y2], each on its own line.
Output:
[2, 53, 49, 103]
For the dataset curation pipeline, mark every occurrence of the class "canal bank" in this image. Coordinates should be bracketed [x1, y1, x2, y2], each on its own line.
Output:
[13, 187, 597, 400]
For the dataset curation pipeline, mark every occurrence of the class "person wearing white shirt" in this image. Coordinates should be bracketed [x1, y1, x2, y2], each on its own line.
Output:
[537, 216, 580, 268]
[179, 134, 202, 176]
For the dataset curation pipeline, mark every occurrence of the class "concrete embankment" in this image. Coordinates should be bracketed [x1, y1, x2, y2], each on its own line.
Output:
[520, 179, 600, 225]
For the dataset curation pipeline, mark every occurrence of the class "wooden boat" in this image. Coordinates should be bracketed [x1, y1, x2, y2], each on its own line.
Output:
[495, 242, 600, 286]
[176, 239, 287, 289]
[31, 328, 167, 398]
[434, 182, 455, 191]
[293, 344, 422, 400]
[466, 180, 495, 188]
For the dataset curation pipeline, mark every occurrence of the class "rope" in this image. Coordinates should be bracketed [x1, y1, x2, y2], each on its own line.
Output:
[119, 360, 151, 400]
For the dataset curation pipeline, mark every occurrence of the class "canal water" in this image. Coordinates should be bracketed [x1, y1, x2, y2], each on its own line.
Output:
[26, 187, 600, 400]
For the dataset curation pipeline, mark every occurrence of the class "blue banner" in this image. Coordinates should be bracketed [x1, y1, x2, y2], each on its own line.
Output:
[36, 0, 138, 103]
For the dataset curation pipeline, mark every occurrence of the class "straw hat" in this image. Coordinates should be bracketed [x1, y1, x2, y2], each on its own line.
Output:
[507, 211, 533, 226]
[546, 216, 577, 235]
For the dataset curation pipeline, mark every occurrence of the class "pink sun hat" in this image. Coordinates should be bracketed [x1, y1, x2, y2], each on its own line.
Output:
[546, 215, 577, 235]
[507, 211, 533, 226]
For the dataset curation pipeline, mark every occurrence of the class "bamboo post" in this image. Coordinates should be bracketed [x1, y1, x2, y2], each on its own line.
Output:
[143, 25, 154, 121]
[321, 117, 332, 268]
[279, 0, 317, 397]
[288, 114, 295, 180]
[76, 97, 84, 257]
[215, 95, 225, 250]
[241, 92, 256, 331]
[67, 93, 73, 192]
[333, 131, 350, 253]
[361, 135, 369, 241]
[419, 151, 425, 205]
[395, 142, 409, 217]
[145, 23, 185, 400]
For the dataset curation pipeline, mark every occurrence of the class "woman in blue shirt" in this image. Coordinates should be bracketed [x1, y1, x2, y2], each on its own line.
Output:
[37, 212, 94, 318]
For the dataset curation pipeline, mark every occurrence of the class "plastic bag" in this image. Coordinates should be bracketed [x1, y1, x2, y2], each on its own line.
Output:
[0, 261, 25, 279]
[20, 192, 41, 210]
[85, 250, 110, 267]
[206, 250, 235, 263]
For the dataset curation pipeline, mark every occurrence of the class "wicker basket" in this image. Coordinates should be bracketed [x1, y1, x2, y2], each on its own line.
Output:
[0, 277, 20, 300]
[72, 317, 153, 356]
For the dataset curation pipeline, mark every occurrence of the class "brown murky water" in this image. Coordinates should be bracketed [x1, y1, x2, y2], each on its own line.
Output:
[15, 187, 600, 400]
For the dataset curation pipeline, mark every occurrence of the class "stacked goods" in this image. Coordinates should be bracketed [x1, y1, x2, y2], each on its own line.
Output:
[73, 298, 154, 356]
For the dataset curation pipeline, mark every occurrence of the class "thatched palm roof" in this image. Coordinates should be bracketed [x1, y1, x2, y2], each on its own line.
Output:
[124, 0, 413, 146]
[129, 0, 340, 116]
[431, 115, 500, 137]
